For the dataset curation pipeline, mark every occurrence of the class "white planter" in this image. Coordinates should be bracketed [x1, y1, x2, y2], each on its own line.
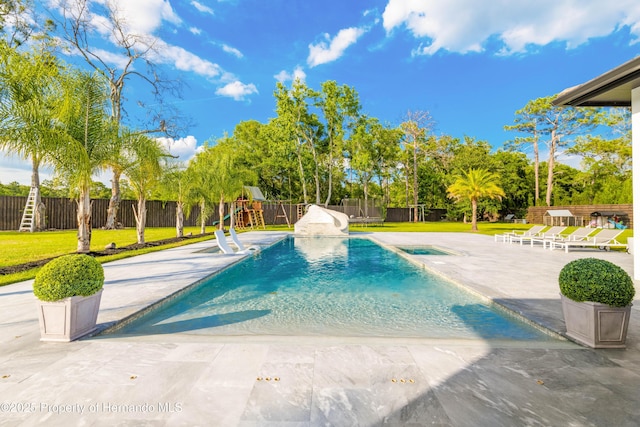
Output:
[561, 294, 632, 349]
[37, 289, 103, 342]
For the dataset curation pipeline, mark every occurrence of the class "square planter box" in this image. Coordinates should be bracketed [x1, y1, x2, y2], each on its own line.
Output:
[561, 294, 631, 349]
[37, 289, 103, 342]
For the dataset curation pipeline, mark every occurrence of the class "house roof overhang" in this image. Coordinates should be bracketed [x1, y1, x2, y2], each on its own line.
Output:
[553, 56, 640, 107]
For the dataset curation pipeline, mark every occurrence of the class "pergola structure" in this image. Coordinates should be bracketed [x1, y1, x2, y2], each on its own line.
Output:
[554, 56, 640, 278]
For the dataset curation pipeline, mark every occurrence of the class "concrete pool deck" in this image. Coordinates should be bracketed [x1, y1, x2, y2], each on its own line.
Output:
[0, 231, 638, 426]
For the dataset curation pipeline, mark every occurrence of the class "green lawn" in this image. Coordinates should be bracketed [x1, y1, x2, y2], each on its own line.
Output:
[0, 222, 632, 287]
[0, 227, 213, 267]
[0, 227, 215, 287]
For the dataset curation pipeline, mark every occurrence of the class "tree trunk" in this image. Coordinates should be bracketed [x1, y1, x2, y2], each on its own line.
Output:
[324, 153, 333, 208]
[230, 201, 236, 229]
[312, 149, 321, 205]
[363, 178, 369, 217]
[175, 201, 184, 238]
[105, 170, 122, 229]
[405, 163, 410, 208]
[133, 196, 146, 244]
[36, 202, 46, 231]
[413, 139, 418, 222]
[545, 129, 557, 206]
[76, 189, 92, 253]
[471, 198, 478, 231]
[200, 199, 207, 234]
[295, 138, 309, 204]
[533, 130, 540, 205]
[218, 196, 225, 231]
[31, 155, 46, 231]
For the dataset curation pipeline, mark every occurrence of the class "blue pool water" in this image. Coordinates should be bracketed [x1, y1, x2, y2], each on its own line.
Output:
[398, 246, 451, 255]
[114, 237, 555, 340]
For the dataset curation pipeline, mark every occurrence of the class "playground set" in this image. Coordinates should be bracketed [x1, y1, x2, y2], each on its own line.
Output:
[217, 186, 293, 230]
[233, 186, 266, 230]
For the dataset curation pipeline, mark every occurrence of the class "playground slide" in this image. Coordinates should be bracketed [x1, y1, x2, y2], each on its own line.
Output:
[608, 218, 628, 230]
[212, 207, 243, 226]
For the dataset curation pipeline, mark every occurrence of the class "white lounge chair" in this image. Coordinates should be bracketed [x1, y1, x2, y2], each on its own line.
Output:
[229, 228, 259, 252]
[531, 227, 596, 249]
[510, 226, 566, 246]
[550, 229, 627, 253]
[494, 225, 545, 243]
[215, 229, 246, 255]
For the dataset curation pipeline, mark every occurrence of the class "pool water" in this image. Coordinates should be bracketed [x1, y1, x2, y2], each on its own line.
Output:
[114, 237, 555, 340]
[398, 246, 451, 255]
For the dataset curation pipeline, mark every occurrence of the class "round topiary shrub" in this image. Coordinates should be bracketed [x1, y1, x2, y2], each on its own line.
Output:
[559, 258, 635, 307]
[33, 254, 104, 302]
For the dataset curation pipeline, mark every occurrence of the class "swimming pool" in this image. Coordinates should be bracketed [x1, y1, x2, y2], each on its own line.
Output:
[397, 245, 452, 255]
[113, 236, 556, 340]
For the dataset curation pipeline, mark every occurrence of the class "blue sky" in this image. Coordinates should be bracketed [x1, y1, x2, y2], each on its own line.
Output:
[1, 0, 640, 185]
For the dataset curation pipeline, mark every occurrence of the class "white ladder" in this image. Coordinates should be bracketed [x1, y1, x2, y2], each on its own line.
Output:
[19, 186, 38, 232]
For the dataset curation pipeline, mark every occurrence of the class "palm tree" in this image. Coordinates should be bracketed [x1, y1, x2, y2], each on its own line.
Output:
[121, 132, 169, 244]
[185, 147, 218, 234]
[204, 139, 257, 231]
[157, 162, 190, 238]
[0, 43, 62, 230]
[447, 168, 505, 232]
[52, 70, 115, 252]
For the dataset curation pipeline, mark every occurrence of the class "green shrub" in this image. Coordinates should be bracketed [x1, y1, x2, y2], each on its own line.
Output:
[33, 254, 104, 302]
[558, 258, 635, 307]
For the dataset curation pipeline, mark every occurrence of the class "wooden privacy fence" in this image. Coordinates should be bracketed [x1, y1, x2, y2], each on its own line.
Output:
[0, 197, 357, 230]
[0, 196, 206, 231]
[0, 195, 455, 231]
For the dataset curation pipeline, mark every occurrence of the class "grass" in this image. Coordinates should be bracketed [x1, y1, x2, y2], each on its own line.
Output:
[0, 226, 215, 287]
[0, 227, 212, 267]
[0, 222, 632, 287]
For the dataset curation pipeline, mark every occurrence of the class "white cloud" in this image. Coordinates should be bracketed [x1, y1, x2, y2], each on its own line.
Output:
[50, 0, 236, 83]
[107, 0, 182, 36]
[215, 81, 258, 100]
[221, 44, 243, 58]
[156, 135, 198, 161]
[274, 66, 307, 83]
[189, 27, 202, 35]
[382, 0, 640, 55]
[191, 1, 214, 15]
[307, 27, 367, 67]
[153, 41, 224, 78]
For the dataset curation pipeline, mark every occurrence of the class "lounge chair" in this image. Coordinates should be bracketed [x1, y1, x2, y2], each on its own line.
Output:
[510, 226, 566, 246]
[494, 225, 545, 243]
[550, 229, 627, 253]
[215, 229, 245, 255]
[229, 228, 259, 252]
[531, 227, 596, 249]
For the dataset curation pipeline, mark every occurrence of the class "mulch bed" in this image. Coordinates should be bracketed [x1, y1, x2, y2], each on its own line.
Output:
[1, 233, 215, 276]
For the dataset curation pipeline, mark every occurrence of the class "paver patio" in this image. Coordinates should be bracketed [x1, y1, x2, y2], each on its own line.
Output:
[0, 231, 638, 426]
